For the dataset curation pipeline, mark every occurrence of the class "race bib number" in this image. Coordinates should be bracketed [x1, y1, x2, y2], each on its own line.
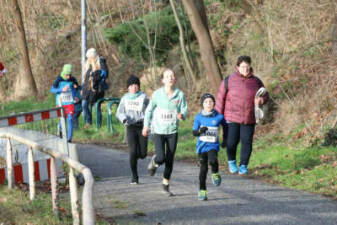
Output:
[125, 98, 143, 112]
[60, 92, 73, 103]
[199, 127, 219, 143]
[156, 108, 177, 124]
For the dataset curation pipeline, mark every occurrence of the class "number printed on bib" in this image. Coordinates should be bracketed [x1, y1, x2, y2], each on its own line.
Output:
[125, 98, 143, 112]
[199, 126, 219, 143]
[60, 92, 73, 103]
[156, 108, 177, 124]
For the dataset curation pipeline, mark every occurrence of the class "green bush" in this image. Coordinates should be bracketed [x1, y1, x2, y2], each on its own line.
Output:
[104, 8, 193, 65]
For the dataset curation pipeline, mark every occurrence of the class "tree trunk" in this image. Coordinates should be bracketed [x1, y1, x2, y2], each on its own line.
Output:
[332, 15, 337, 57]
[181, 0, 222, 92]
[169, 0, 196, 86]
[10, 0, 38, 97]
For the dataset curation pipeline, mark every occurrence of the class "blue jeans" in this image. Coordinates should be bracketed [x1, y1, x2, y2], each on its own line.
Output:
[82, 99, 102, 126]
[59, 114, 73, 142]
[72, 109, 82, 129]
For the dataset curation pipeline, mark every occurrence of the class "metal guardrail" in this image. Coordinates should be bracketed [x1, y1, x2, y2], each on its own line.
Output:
[95, 97, 120, 133]
[0, 133, 95, 225]
[0, 108, 95, 225]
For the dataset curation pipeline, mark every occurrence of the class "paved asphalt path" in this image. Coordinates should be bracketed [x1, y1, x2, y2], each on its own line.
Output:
[77, 144, 337, 225]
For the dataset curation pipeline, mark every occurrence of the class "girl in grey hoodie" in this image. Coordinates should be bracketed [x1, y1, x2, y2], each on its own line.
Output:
[116, 75, 150, 184]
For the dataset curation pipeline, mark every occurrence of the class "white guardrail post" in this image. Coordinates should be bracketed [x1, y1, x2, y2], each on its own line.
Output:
[28, 146, 35, 200]
[6, 138, 13, 189]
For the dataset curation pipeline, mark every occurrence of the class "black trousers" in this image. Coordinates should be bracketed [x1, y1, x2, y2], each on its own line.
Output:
[153, 133, 178, 180]
[127, 125, 148, 179]
[198, 150, 219, 190]
[226, 122, 255, 166]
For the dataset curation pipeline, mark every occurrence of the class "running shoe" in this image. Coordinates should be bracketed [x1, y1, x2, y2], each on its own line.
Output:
[147, 155, 158, 176]
[162, 184, 174, 197]
[198, 190, 208, 201]
[130, 177, 139, 185]
[211, 173, 221, 186]
[239, 165, 248, 175]
[228, 160, 238, 174]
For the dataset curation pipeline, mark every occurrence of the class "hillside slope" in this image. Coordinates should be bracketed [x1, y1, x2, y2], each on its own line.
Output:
[0, 0, 336, 144]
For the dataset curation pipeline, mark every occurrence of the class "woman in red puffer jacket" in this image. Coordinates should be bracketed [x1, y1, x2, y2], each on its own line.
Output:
[215, 55, 269, 175]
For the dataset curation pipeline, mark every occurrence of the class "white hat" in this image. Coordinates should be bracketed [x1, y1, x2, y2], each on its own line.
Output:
[86, 48, 98, 58]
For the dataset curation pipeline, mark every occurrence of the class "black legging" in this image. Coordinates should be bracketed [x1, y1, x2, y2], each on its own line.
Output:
[127, 125, 148, 179]
[226, 122, 255, 166]
[153, 133, 178, 180]
[199, 150, 218, 190]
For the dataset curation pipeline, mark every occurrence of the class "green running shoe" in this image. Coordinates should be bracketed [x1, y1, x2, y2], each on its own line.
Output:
[198, 190, 208, 201]
[211, 173, 222, 186]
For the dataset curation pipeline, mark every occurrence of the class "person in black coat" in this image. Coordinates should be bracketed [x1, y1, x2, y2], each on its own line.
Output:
[82, 48, 109, 128]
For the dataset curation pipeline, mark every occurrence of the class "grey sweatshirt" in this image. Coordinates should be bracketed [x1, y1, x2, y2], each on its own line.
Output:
[116, 91, 149, 126]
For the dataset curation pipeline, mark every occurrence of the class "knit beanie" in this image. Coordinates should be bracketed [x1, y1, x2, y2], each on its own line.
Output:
[86, 48, 98, 58]
[60, 64, 72, 79]
[126, 75, 140, 88]
[200, 93, 215, 106]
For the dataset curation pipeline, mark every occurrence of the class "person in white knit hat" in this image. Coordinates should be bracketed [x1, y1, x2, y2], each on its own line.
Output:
[82, 48, 109, 129]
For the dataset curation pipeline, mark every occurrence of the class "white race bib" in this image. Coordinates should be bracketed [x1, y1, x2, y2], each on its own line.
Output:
[125, 98, 144, 112]
[156, 108, 177, 124]
[60, 92, 73, 103]
[199, 126, 219, 143]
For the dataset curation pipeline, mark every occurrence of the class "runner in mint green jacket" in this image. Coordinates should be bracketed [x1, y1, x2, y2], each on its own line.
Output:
[142, 69, 188, 196]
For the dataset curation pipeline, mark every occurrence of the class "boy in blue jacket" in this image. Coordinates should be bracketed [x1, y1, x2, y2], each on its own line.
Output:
[50, 64, 78, 142]
[193, 93, 227, 200]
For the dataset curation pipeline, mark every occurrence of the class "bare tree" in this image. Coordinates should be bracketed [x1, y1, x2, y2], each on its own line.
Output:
[169, 0, 196, 89]
[117, 0, 159, 84]
[181, 0, 222, 92]
[332, 15, 337, 57]
[10, 0, 38, 97]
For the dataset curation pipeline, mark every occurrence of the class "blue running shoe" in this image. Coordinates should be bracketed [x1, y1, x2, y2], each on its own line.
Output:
[198, 190, 208, 201]
[239, 165, 248, 175]
[228, 160, 238, 174]
[211, 173, 221, 186]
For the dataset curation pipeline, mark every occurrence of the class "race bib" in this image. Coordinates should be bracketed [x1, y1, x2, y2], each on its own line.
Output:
[199, 126, 219, 143]
[60, 92, 73, 103]
[125, 98, 144, 112]
[156, 108, 177, 124]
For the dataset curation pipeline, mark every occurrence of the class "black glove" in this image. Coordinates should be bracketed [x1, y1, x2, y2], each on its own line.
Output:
[192, 127, 208, 137]
[199, 126, 208, 134]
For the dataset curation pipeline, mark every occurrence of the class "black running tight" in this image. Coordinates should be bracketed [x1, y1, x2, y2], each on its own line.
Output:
[198, 150, 219, 190]
[226, 122, 255, 166]
[127, 125, 148, 179]
[153, 133, 178, 180]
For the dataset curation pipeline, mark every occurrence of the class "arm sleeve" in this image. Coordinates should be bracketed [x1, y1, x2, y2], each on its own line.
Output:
[178, 92, 188, 120]
[50, 78, 62, 94]
[100, 57, 109, 78]
[116, 97, 127, 123]
[192, 116, 200, 136]
[215, 80, 227, 115]
[143, 95, 150, 114]
[144, 99, 156, 128]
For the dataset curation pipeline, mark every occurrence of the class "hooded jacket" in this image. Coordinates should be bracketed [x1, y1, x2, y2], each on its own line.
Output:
[144, 87, 188, 134]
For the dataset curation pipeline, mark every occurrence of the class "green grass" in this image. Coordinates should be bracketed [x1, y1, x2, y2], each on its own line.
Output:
[0, 185, 72, 224]
[249, 139, 337, 198]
